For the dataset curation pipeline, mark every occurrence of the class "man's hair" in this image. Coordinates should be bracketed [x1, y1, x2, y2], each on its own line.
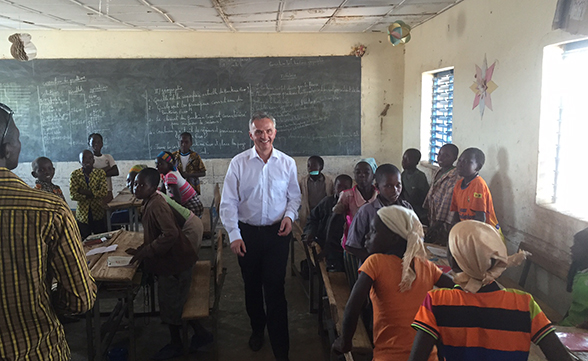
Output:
[88, 133, 103, 143]
[308, 155, 324, 168]
[32, 156, 52, 172]
[375, 164, 401, 183]
[250, 112, 276, 128]
[404, 148, 421, 164]
[335, 174, 353, 186]
[180, 132, 192, 142]
[138, 167, 161, 188]
[440, 143, 459, 159]
[0, 103, 14, 158]
[462, 147, 486, 170]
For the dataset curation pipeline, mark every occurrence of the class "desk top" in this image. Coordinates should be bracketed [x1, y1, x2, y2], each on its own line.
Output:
[107, 190, 143, 210]
[84, 230, 143, 283]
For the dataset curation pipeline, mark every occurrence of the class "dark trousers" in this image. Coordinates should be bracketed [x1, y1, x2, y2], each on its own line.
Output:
[77, 217, 107, 240]
[238, 222, 291, 359]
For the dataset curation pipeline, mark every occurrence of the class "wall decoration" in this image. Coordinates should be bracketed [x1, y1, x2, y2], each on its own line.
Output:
[388, 21, 411, 46]
[8, 33, 37, 61]
[350, 44, 366, 57]
[470, 55, 497, 118]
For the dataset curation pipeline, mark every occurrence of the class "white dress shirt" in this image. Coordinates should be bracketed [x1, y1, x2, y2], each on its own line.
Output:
[220, 147, 301, 243]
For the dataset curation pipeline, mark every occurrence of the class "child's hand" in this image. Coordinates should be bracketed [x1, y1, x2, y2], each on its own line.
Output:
[130, 247, 148, 264]
[331, 336, 351, 354]
[125, 248, 137, 255]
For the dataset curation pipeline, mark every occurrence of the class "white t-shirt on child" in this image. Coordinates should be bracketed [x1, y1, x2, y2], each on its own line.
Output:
[94, 154, 116, 192]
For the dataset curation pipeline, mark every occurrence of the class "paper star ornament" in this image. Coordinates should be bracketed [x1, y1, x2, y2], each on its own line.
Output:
[470, 56, 498, 118]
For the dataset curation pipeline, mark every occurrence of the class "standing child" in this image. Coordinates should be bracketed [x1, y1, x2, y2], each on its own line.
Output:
[401, 148, 430, 225]
[561, 228, 588, 328]
[450, 147, 501, 234]
[298, 155, 334, 229]
[156, 151, 204, 218]
[303, 174, 352, 271]
[423, 144, 460, 245]
[70, 150, 108, 239]
[409, 220, 570, 361]
[31, 156, 65, 201]
[172, 132, 206, 195]
[127, 168, 198, 359]
[88, 133, 119, 204]
[332, 206, 453, 361]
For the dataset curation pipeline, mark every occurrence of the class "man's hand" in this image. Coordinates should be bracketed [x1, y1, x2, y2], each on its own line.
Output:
[129, 246, 149, 264]
[278, 217, 292, 236]
[331, 336, 352, 355]
[231, 239, 247, 257]
[125, 247, 138, 255]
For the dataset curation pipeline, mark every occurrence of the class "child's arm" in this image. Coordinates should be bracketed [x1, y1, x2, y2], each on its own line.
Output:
[166, 183, 182, 201]
[69, 172, 87, 201]
[182, 155, 206, 178]
[332, 272, 374, 354]
[93, 170, 108, 199]
[434, 273, 454, 288]
[537, 331, 573, 361]
[102, 164, 119, 177]
[407, 330, 436, 361]
[324, 213, 345, 255]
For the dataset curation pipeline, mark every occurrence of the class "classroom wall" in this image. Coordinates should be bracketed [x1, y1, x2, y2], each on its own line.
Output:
[402, 0, 588, 311]
[2, 31, 405, 206]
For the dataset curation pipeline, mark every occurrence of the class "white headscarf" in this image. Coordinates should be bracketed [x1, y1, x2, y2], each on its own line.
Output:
[449, 220, 528, 293]
[376, 205, 427, 292]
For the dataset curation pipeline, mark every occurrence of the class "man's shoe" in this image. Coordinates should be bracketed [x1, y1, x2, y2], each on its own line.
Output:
[151, 343, 183, 360]
[248, 332, 264, 351]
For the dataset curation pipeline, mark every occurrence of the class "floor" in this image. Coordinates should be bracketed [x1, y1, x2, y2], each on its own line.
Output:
[64, 239, 333, 361]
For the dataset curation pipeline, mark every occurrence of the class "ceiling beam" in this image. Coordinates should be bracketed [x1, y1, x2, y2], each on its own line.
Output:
[276, 0, 285, 32]
[210, 0, 236, 32]
[66, 0, 143, 30]
[0, 0, 103, 30]
[138, 0, 192, 30]
[0, 13, 57, 29]
[319, 0, 349, 32]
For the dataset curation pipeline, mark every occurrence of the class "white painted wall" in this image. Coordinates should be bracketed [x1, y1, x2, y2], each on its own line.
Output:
[402, 0, 588, 311]
[1, 31, 404, 206]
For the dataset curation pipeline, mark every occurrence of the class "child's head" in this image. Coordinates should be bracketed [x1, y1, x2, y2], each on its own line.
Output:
[127, 164, 147, 193]
[366, 205, 426, 292]
[155, 151, 176, 174]
[437, 143, 459, 169]
[307, 155, 324, 176]
[88, 133, 103, 156]
[456, 147, 485, 178]
[134, 167, 160, 200]
[448, 220, 526, 293]
[179, 132, 193, 154]
[571, 228, 588, 266]
[31, 156, 55, 183]
[334, 174, 353, 195]
[354, 158, 376, 188]
[79, 150, 94, 171]
[401, 148, 421, 170]
[374, 164, 402, 204]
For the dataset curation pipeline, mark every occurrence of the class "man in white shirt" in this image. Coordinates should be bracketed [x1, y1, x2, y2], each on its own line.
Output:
[220, 112, 301, 361]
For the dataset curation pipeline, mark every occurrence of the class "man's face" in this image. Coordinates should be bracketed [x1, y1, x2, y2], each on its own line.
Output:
[249, 117, 276, 154]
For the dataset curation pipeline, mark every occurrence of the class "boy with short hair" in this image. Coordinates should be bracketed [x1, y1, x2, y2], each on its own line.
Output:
[298, 155, 334, 229]
[70, 150, 108, 239]
[88, 133, 119, 204]
[31, 156, 65, 201]
[450, 147, 501, 234]
[128, 167, 198, 360]
[172, 132, 206, 195]
[401, 148, 430, 225]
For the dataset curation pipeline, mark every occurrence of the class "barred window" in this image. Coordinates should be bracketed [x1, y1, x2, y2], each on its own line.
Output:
[429, 70, 454, 163]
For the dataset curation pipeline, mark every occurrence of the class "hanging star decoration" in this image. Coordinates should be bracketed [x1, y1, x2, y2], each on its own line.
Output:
[470, 56, 498, 118]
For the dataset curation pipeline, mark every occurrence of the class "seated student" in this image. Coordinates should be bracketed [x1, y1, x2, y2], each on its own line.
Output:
[326, 158, 377, 281]
[126, 164, 148, 192]
[561, 227, 588, 328]
[346, 164, 412, 285]
[70, 150, 108, 239]
[450, 147, 502, 235]
[303, 174, 352, 271]
[31, 156, 65, 201]
[401, 148, 430, 225]
[409, 220, 571, 361]
[298, 155, 334, 229]
[423, 144, 460, 245]
[156, 151, 204, 218]
[88, 133, 119, 204]
[172, 132, 206, 195]
[332, 206, 454, 361]
[127, 168, 198, 360]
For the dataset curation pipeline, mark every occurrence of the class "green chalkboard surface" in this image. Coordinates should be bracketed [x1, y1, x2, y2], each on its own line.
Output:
[0, 57, 361, 162]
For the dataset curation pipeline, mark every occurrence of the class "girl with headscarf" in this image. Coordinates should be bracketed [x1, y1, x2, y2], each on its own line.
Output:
[409, 220, 570, 361]
[156, 151, 203, 218]
[332, 205, 454, 361]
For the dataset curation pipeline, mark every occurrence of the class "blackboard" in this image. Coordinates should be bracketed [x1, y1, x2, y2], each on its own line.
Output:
[0, 57, 361, 162]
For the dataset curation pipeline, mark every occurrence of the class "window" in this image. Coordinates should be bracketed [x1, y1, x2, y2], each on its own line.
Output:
[420, 68, 454, 164]
[538, 39, 588, 219]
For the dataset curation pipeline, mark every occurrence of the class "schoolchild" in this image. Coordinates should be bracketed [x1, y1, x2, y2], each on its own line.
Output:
[88, 133, 118, 204]
[298, 155, 334, 229]
[172, 132, 206, 195]
[401, 148, 430, 225]
[156, 151, 203, 218]
[31, 156, 65, 201]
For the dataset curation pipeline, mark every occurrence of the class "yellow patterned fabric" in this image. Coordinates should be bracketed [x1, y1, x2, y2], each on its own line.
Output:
[0, 168, 97, 360]
[69, 168, 108, 223]
[172, 150, 206, 194]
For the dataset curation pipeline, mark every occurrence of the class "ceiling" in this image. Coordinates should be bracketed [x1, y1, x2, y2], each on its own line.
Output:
[0, 0, 462, 32]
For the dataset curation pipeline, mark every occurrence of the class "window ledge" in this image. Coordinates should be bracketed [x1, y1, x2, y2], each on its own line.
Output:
[536, 201, 588, 223]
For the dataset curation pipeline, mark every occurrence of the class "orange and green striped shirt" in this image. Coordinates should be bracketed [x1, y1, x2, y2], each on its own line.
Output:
[0, 168, 97, 360]
[412, 283, 555, 361]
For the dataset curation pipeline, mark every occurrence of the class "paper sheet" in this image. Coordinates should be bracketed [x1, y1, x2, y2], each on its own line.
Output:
[107, 256, 133, 268]
[86, 244, 118, 257]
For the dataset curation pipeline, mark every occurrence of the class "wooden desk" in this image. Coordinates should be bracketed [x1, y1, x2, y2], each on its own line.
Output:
[529, 326, 588, 361]
[106, 190, 142, 232]
[84, 231, 143, 361]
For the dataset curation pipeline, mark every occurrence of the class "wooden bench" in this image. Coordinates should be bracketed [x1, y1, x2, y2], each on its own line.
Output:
[202, 183, 221, 239]
[311, 245, 373, 360]
[181, 231, 227, 357]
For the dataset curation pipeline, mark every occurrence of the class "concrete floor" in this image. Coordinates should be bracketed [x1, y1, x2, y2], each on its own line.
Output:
[64, 240, 332, 361]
